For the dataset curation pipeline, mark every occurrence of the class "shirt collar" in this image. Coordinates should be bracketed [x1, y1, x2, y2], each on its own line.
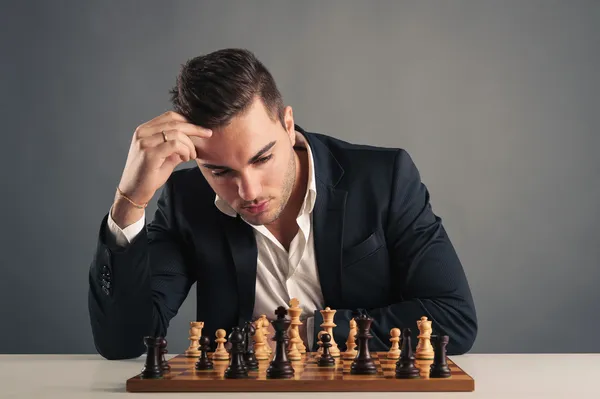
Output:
[214, 130, 317, 219]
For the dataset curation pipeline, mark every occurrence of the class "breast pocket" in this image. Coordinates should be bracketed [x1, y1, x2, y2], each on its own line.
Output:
[341, 228, 390, 308]
[342, 229, 385, 268]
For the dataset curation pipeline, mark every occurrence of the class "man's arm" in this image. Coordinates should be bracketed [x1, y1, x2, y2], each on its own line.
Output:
[88, 180, 195, 360]
[312, 149, 477, 355]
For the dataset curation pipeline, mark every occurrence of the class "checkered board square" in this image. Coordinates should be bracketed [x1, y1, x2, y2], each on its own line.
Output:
[126, 352, 474, 392]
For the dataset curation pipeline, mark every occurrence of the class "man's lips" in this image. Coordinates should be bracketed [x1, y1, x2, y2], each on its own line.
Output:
[242, 200, 270, 214]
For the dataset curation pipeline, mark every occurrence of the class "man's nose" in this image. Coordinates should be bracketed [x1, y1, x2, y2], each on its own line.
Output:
[237, 172, 261, 201]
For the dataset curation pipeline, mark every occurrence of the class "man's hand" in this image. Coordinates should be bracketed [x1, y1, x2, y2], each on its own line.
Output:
[112, 111, 212, 228]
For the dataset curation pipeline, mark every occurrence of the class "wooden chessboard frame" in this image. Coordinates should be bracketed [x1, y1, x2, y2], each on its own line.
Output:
[126, 352, 475, 392]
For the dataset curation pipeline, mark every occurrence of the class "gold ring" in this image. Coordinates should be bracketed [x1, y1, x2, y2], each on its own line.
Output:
[161, 130, 168, 142]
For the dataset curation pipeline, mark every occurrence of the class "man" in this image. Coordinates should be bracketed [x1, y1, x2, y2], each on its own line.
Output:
[88, 48, 477, 360]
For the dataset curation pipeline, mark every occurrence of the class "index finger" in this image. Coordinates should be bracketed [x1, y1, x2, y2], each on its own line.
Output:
[145, 110, 189, 128]
[174, 121, 213, 138]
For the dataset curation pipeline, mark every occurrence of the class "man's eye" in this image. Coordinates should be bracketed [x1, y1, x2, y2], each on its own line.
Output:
[256, 155, 272, 164]
[212, 170, 230, 177]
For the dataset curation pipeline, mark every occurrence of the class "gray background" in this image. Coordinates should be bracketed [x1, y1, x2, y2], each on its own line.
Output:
[1, 0, 598, 354]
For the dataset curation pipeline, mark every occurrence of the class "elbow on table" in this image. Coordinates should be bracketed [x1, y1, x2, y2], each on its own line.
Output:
[94, 339, 144, 361]
[447, 313, 478, 355]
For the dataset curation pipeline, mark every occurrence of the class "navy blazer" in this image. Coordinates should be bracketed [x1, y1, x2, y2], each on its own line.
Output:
[88, 124, 477, 360]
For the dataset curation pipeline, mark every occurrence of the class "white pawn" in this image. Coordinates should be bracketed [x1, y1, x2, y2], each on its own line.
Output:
[212, 329, 229, 360]
[387, 328, 401, 359]
[342, 319, 358, 359]
[252, 318, 269, 360]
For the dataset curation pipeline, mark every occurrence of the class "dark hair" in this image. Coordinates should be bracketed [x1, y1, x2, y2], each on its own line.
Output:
[169, 48, 285, 129]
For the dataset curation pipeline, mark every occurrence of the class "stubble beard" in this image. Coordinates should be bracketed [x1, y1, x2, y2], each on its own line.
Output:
[246, 147, 296, 226]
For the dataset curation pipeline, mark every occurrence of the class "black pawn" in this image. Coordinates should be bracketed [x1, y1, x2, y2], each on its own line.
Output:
[266, 306, 295, 379]
[225, 327, 248, 379]
[350, 314, 378, 375]
[141, 336, 163, 379]
[430, 335, 452, 378]
[395, 328, 420, 379]
[195, 336, 213, 370]
[158, 337, 170, 372]
[317, 333, 336, 367]
[243, 321, 259, 370]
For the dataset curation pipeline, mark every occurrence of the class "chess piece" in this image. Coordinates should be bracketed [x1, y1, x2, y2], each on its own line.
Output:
[184, 321, 204, 357]
[195, 336, 214, 370]
[224, 327, 248, 378]
[243, 321, 259, 370]
[395, 328, 420, 379]
[317, 333, 336, 367]
[287, 298, 306, 353]
[387, 328, 401, 359]
[140, 336, 163, 379]
[430, 335, 452, 378]
[253, 318, 269, 360]
[317, 330, 326, 354]
[157, 337, 170, 372]
[212, 329, 229, 361]
[342, 318, 358, 359]
[350, 314, 377, 375]
[319, 307, 340, 357]
[287, 328, 302, 361]
[416, 316, 435, 360]
[266, 306, 295, 379]
[261, 315, 273, 354]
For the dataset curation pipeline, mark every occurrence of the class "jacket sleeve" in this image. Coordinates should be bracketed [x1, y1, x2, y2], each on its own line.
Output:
[312, 149, 477, 355]
[88, 179, 195, 360]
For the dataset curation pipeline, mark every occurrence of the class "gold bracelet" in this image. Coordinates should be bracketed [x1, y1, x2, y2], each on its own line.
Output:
[116, 186, 148, 209]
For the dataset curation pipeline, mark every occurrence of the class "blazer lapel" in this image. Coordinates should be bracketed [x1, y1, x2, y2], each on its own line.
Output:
[223, 215, 257, 326]
[302, 127, 347, 309]
[312, 183, 347, 308]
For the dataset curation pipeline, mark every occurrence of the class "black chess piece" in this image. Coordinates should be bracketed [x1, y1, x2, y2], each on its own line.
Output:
[195, 336, 214, 370]
[317, 333, 336, 367]
[350, 314, 378, 375]
[141, 336, 163, 379]
[266, 306, 295, 379]
[243, 321, 259, 370]
[224, 327, 248, 378]
[157, 337, 170, 372]
[395, 328, 420, 379]
[429, 335, 452, 378]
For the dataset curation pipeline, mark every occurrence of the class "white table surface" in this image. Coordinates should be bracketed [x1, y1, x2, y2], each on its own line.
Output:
[0, 354, 598, 398]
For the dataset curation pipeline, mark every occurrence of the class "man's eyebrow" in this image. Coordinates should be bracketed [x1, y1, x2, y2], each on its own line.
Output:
[201, 141, 276, 170]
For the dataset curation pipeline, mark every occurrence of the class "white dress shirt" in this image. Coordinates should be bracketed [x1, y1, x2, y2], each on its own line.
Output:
[106, 131, 324, 350]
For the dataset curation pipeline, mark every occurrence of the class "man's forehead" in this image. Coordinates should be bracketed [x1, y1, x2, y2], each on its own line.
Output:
[195, 131, 277, 168]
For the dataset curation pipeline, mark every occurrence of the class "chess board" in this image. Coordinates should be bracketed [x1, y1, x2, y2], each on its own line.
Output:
[126, 352, 474, 392]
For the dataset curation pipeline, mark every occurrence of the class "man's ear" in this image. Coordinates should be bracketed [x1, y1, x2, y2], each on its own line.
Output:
[283, 106, 295, 144]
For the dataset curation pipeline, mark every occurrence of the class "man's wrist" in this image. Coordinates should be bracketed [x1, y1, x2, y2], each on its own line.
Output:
[111, 197, 145, 229]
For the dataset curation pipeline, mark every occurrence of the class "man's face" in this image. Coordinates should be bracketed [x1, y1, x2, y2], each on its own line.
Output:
[194, 97, 297, 226]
